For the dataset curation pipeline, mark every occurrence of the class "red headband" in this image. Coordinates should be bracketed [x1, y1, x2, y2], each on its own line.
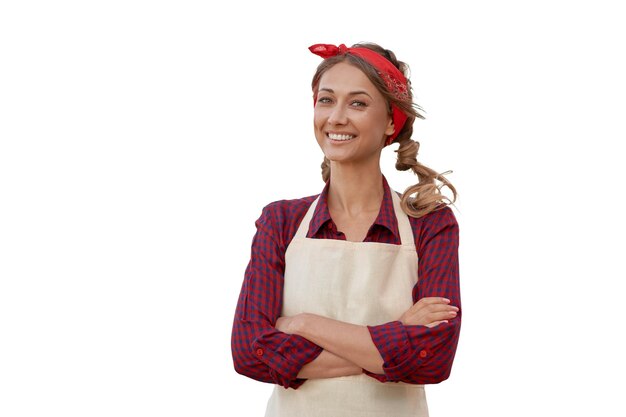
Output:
[309, 43, 409, 146]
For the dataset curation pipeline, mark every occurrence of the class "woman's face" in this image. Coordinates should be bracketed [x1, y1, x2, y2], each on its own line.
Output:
[314, 62, 394, 166]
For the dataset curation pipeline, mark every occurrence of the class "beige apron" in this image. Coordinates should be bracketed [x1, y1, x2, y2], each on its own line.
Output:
[265, 191, 428, 417]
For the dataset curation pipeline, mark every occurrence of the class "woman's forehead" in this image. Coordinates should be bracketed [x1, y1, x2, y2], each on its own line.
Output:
[317, 62, 377, 94]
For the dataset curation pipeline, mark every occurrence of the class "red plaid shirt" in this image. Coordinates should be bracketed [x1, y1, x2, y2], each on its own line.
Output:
[231, 177, 461, 389]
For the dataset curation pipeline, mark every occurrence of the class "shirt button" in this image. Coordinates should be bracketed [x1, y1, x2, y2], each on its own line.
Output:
[327, 222, 333, 229]
[419, 350, 428, 358]
[256, 348, 264, 357]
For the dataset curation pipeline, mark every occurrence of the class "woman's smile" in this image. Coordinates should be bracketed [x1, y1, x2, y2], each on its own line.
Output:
[326, 132, 357, 142]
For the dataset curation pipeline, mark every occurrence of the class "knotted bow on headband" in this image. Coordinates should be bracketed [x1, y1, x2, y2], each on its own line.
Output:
[309, 43, 409, 146]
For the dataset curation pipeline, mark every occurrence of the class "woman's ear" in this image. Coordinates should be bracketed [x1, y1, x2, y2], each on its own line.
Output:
[385, 117, 395, 136]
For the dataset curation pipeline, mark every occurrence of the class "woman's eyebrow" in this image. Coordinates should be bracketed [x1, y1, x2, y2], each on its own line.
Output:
[319, 88, 373, 98]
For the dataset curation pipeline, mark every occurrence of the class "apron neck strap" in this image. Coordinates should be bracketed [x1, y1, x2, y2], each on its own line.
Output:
[390, 191, 416, 248]
[293, 196, 320, 240]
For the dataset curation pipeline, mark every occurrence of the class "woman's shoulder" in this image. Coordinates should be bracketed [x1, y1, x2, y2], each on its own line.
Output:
[261, 194, 319, 217]
[406, 203, 459, 234]
[405, 204, 459, 254]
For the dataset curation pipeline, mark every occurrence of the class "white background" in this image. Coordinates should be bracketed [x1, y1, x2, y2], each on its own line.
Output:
[1, 1, 625, 416]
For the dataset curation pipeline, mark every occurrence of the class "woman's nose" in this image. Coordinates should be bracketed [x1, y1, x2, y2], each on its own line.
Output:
[327, 105, 347, 125]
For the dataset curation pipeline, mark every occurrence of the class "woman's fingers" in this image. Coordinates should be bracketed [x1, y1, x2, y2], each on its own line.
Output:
[403, 298, 458, 316]
[414, 303, 458, 314]
[399, 297, 459, 326]
[407, 309, 457, 325]
[401, 312, 456, 327]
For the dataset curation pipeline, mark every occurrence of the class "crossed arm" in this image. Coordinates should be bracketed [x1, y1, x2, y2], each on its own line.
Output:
[231, 203, 461, 388]
[276, 298, 458, 378]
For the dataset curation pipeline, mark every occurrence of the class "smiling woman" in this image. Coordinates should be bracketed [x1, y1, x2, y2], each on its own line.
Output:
[314, 63, 396, 168]
[312, 44, 456, 218]
[231, 42, 461, 417]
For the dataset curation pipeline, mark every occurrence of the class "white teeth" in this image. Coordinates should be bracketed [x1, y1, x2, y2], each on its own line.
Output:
[328, 133, 355, 141]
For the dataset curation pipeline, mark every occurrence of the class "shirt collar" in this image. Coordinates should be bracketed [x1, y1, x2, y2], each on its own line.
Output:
[307, 175, 400, 240]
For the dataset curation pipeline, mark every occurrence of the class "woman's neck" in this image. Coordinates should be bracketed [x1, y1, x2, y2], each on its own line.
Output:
[327, 160, 384, 216]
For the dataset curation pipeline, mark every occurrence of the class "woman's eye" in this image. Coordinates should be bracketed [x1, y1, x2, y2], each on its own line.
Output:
[351, 101, 367, 107]
[317, 97, 332, 104]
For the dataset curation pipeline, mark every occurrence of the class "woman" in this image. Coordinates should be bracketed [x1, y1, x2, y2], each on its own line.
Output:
[231, 42, 461, 417]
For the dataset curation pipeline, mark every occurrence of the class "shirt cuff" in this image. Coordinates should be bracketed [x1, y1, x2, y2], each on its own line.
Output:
[366, 320, 428, 382]
[252, 331, 323, 389]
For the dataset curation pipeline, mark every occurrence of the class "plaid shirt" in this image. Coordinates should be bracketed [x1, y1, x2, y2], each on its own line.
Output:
[231, 177, 461, 389]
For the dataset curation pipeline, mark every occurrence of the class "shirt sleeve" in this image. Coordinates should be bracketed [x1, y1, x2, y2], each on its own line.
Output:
[365, 206, 461, 384]
[231, 202, 323, 389]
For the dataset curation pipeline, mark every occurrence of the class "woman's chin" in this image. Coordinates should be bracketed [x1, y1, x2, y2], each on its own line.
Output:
[322, 151, 352, 164]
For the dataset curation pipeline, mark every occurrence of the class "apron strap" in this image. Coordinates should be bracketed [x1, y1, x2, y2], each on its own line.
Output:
[293, 196, 321, 240]
[390, 191, 416, 249]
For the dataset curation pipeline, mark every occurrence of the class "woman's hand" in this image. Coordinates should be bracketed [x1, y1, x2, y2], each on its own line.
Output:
[275, 315, 303, 335]
[398, 297, 459, 328]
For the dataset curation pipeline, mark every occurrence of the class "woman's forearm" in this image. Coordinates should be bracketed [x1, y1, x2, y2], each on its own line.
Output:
[293, 313, 385, 375]
[297, 349, 362, 379]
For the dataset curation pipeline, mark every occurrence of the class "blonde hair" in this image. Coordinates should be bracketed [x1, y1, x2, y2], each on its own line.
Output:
[313, 43, 456, 218]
